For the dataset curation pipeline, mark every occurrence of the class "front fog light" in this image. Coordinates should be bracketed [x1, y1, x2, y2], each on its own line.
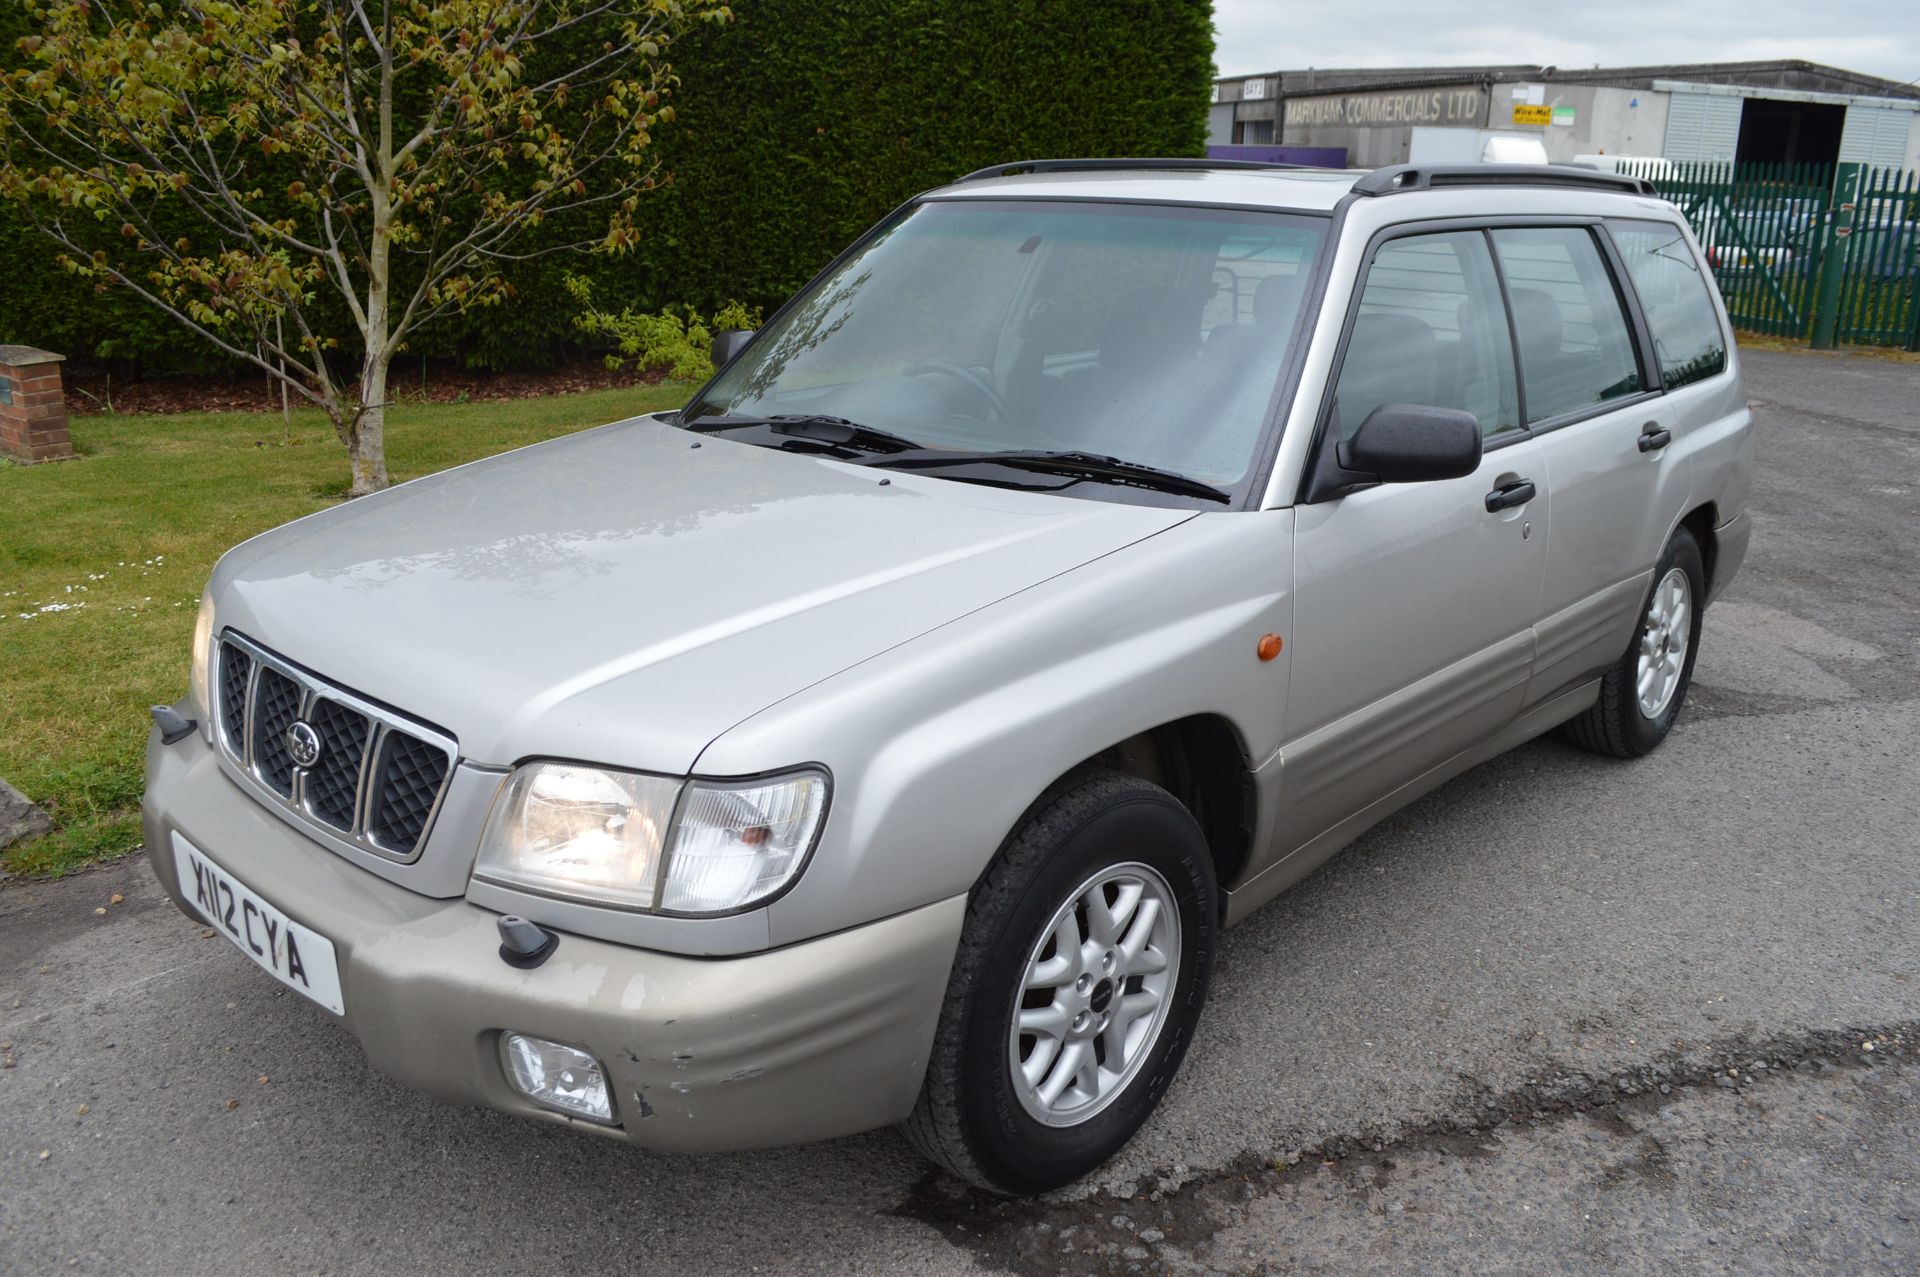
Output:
[500, 1033, 615, 1124]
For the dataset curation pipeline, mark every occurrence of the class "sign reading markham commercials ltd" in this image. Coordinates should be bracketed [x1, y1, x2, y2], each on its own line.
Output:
[1286, 86, 1486, 130]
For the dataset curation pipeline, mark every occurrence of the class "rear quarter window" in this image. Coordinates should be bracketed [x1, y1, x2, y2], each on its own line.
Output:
[1608, 220, 1730, 389]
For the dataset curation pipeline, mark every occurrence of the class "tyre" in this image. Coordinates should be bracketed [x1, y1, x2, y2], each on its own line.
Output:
[1561, 526, 1706, 758]
[905, 768, 1217, 1195]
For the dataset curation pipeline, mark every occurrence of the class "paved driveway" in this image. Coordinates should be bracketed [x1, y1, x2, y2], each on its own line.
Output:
[3, 347, 1917, 1275]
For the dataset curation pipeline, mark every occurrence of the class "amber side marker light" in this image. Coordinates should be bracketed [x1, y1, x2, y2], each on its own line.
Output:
[1257, 633, 1283, 662]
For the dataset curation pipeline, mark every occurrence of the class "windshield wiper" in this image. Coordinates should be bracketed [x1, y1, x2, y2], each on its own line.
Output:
[865, 449, 1231, 504]
[685, 413, 923, 454]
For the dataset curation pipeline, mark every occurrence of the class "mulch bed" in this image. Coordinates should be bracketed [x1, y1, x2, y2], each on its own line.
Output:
[62, 359, 672, 417]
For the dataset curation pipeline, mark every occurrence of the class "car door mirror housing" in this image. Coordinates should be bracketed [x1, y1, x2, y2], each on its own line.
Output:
[1342, 403, 1483, 481]
[1304, 403, 1485, 503]
[711, 328, 756, 369]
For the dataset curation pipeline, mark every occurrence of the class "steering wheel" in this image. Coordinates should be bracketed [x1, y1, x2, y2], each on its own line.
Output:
[904, 361, 1015, 424]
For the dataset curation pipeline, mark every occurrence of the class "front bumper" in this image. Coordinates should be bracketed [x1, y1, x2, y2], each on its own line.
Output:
[143, 726, 965, 1151]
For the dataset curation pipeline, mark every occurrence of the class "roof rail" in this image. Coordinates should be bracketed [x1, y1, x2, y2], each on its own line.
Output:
[1352, 163, 1659, 198]
[955, 157, 1311, 183]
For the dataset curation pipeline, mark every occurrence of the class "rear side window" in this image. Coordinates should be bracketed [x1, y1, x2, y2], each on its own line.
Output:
[1608, 219, 1729, 389]
[1332, 231, 1520, 440]
[1489, 227, 1643, 423]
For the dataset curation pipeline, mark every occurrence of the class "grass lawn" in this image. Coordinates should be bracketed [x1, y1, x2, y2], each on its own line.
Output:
[0, 383, 690, 877]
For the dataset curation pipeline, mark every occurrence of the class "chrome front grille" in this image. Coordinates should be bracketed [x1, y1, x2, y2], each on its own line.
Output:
[214, 633, 457, 860]
[252, 666, 303, 797]
[304, 697, 374, 830]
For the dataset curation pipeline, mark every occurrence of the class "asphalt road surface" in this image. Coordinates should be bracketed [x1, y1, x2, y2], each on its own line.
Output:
[4, 347, 1918, 1276]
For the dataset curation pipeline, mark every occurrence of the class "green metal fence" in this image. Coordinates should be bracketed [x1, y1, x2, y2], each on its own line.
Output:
[1829, 166, 1920, 348]
[1623, 160, 1920, 351]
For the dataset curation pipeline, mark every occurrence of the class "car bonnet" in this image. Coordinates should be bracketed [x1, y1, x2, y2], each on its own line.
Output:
[208, 416, 1198, 771]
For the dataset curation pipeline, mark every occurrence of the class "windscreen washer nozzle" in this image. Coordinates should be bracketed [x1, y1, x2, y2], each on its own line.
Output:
[497, 915, 560, 969]
[150, 705, 198, 746]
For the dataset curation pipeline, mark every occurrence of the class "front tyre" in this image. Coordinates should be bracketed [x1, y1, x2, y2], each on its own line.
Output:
[1562, 526, 1706, 758]
[905, 768, 1217, 1195]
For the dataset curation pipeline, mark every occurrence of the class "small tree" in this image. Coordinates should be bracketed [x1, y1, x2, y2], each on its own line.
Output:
[0, 0, 728, 494]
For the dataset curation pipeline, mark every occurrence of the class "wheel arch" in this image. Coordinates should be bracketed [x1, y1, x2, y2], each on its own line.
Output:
[1677, 501, 1721, 595]
[1068, 714, 1257, 901]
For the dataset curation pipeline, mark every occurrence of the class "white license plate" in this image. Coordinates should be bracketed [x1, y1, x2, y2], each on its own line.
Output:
[172, 833, 345, 1015]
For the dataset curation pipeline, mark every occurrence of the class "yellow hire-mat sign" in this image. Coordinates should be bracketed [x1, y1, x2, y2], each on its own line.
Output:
[1511, 103, 1554, 126]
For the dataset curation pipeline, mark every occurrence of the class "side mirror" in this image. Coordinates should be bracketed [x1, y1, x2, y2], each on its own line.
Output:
[1338, 403, 1483, 483]
[711, 328, 755, 370]
[1304, 403, 1484, 503]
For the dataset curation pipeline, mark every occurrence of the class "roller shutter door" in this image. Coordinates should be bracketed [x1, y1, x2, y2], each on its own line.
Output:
[1208, 102, 1235, 146]
[1838, 105, 1915, 170]
[1663, 91, 1742, 164]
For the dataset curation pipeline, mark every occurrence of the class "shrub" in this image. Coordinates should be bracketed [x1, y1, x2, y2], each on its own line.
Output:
[0, 0, 1213, 373]
[566, 277, 760, 383]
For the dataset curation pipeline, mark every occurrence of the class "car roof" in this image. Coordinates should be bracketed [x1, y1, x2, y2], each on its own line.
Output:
[925, 166, 1365, 213]
[925, 162, 1672, 218]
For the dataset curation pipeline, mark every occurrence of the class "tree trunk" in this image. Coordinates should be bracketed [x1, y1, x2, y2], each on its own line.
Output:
[348, 357, 391, 498]
[350, 182, 394, 499]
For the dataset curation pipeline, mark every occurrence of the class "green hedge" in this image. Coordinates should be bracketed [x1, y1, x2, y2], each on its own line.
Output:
[0, 0, 1213, 372]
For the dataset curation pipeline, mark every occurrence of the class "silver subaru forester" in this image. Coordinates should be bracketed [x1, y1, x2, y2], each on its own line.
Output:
[144, 159, 1753, 1195]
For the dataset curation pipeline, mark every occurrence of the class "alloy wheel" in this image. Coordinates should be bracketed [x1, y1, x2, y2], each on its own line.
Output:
[1007, 861, 1181, 1127]
[1636, 565, 1693, 719]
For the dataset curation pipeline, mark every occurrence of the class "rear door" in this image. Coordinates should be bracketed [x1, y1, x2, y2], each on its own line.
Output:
[1279, 228, 1548, 851]
[1488, 224, 1695, 707]
[1606, 214, 1745, 547]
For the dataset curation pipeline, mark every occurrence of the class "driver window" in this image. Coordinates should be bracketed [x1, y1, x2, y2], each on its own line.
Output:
[1332, 231, 1520, 441]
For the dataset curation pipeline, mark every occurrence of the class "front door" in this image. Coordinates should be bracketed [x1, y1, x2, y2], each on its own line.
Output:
[1279, 228, 1549, 851]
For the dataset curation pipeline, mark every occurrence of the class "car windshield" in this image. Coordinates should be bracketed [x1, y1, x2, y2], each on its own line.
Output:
[682, 199, 1328, 498]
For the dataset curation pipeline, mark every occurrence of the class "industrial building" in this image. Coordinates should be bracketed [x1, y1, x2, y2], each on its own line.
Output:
[1209, 60, 1920, 170]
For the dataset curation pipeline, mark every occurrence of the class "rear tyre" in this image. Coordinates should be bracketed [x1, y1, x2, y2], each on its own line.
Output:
[1561, 526, 1706, 758]
[904, 768, 1216, 1195]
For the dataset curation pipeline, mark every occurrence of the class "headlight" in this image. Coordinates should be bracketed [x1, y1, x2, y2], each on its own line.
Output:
[474, 762, 679, 911]
[474, 762, 829, 916]
[188, 589, 215, 721]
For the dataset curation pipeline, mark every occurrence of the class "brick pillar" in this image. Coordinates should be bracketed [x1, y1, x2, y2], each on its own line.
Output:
[0, 345, 73, 463]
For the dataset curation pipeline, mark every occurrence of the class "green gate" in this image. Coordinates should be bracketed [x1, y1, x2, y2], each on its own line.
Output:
[1825, 165, 1920, 348]
[1626, 160, 1920, 351]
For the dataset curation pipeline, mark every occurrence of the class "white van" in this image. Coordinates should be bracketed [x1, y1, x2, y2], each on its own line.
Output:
[1576, 154, 1676, 179]
[1410, 127, 1549, 165]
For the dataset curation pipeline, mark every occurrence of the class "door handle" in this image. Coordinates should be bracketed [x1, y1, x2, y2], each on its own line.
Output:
[1638, 423, 1673, 453]
[1484, 479, 1536, 512]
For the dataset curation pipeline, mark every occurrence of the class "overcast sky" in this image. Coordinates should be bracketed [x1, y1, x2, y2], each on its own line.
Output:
[1211, 0, 1920, 86]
